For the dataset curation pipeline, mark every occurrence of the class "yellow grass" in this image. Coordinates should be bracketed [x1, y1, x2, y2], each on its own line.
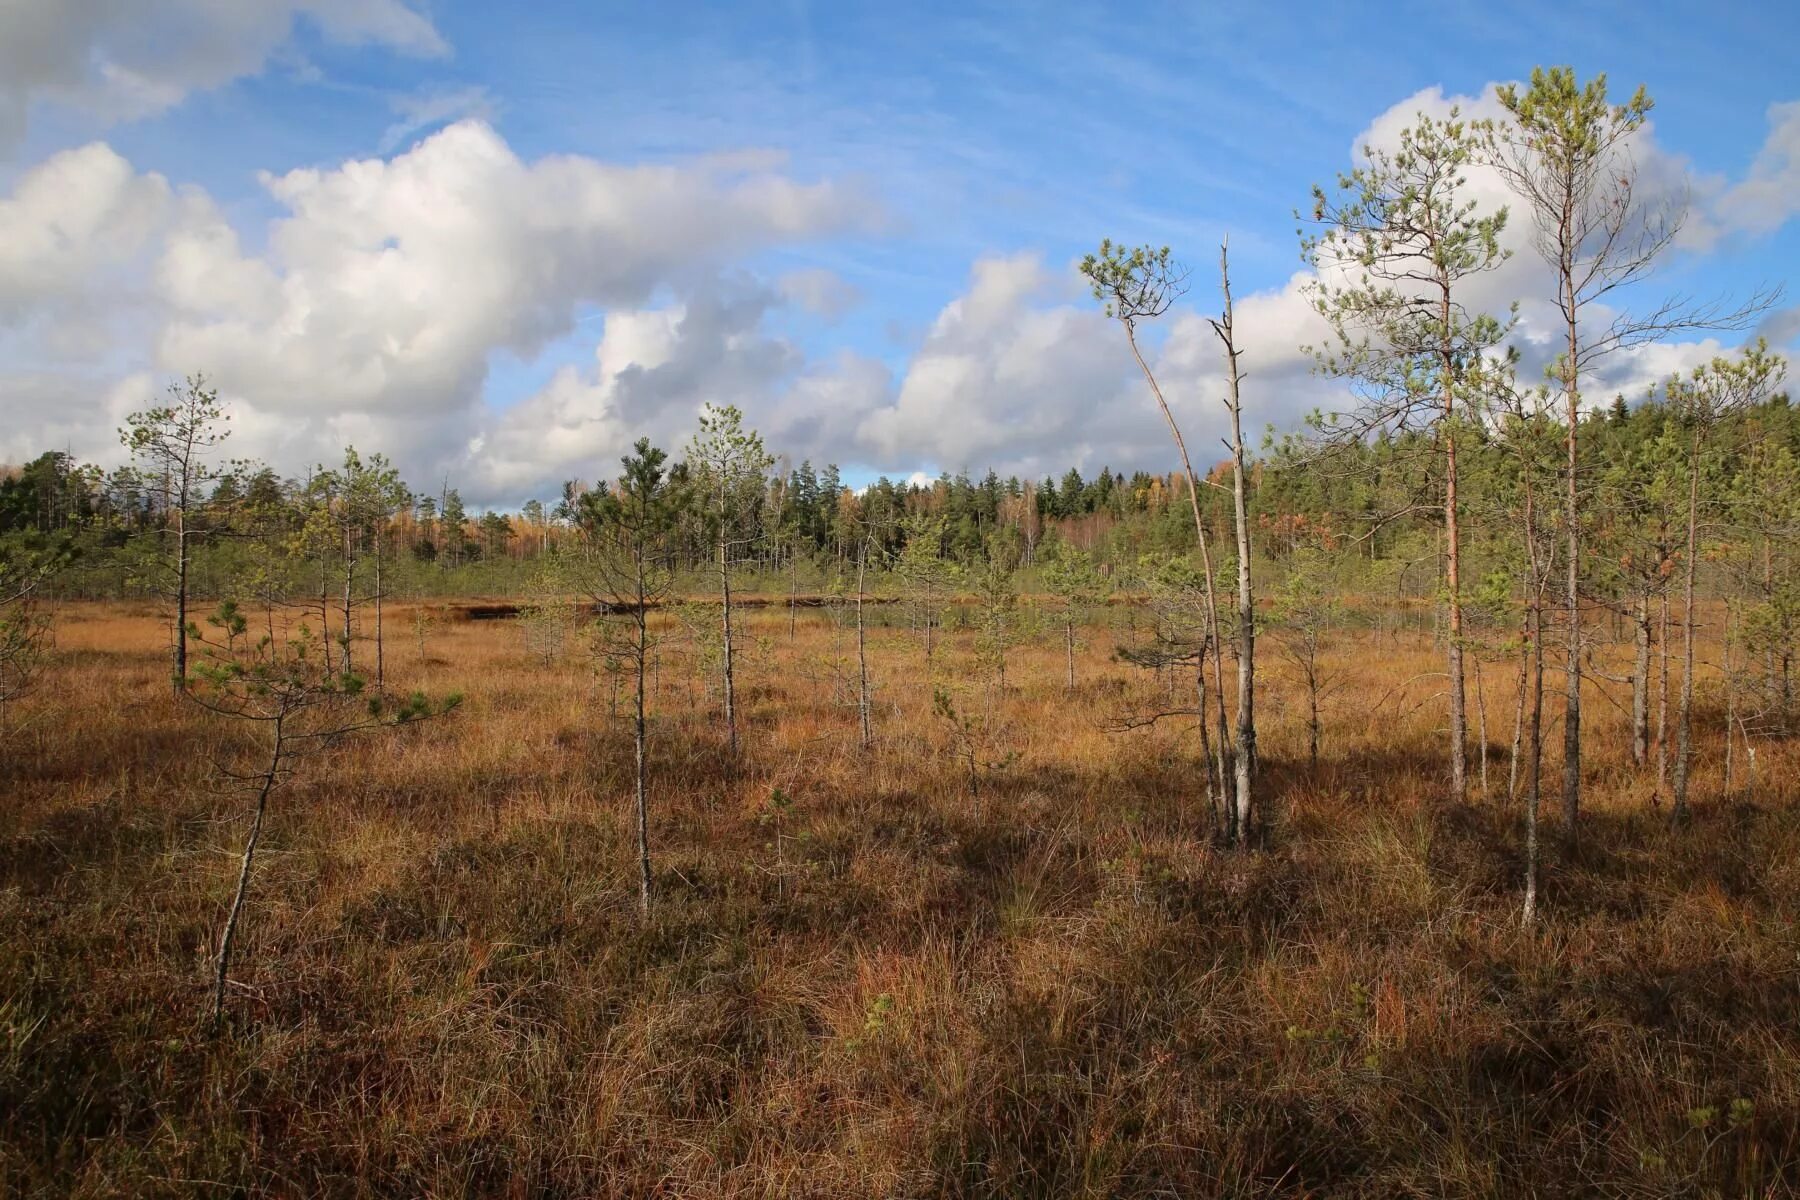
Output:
[3, 598, 1798, 1196]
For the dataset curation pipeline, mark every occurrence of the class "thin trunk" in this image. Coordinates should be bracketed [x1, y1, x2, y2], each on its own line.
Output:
[1724, 605, 1738, 797]
[214, 728, 281, 1023]
[1561, 262, 1583, 843]
[1673, 436, 1701, 823]
[789, 556, 798, 642]
[1656, 589, 1671, 804]
[1195, 651, 1220, 837]
[1441, 282, 1468, 802]
[856, 543, 871, 749]
[173, 509, 190, 693]
[719, 523, 737, 757]
[319, 558, 333, 676]
[1523, 480, 1544, 925]
[342, 528, 355, 678]
[634, 551, 652, 915]
[1509, 616, 1528, 803]
[1124, 322, 1233, 824]
[374, 523, 385, 690]
[1524, 590, 1544, 925]
[1631, 592, 1650, 766]
[1475, 654, 1489, 798]
[1222, 243, 1256, 843]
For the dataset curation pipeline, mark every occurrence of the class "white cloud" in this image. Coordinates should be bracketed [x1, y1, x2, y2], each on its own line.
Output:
[154, 119, 876, 422]
[0, 78, 1792, 505]
[466, 282, 808, 499]
[0, 0, 447, 150]
[0, 142, 173, 321]
[1713, 101, 1800, 239]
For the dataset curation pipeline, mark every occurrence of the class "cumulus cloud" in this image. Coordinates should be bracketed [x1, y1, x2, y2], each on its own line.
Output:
[1713, 101, 1800, 239]
[1, 76, 1794, 504]
[0, 0, 446, 149]
[0, 122, 880, 497]
[468, 282, 806, 498]
[154, 121, 875, 421]
[0, 142, 173, 322]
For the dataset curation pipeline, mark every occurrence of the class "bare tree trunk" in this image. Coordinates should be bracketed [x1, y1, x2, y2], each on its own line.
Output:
[374, 524, 385, 689]
[214, 728, 281, 1023]
[1221, 244, 1256, 843]
[1657, 589, 1671, 804]
[1475, 654, 1489, 798]
[1724, 605, 1738, 797]
[1674, 439, 1701, 823]
[1123, 322, 1233, 829]
[856, 542, 871, 750]
[1441, 287, 1468, 802]
[174, 513, 190, 692]
[1523, 483, 1544, 925]
[1631, 592, 1650, 766]
[1509, 618, 1528, 803]
[634, 560, 652, 916]
[342, 528, 356, 678]
[1562, 273, 1583, 843]
[1524, 590, 1544, 925]
[1195, 651, 1220, 837]
[719, 524, 738, 757]
[789, 555, 799, 642]
[319, 559, 333, 676]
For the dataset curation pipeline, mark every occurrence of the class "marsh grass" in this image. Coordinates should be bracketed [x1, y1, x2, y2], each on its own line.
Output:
[3, 600, 1797, 1196]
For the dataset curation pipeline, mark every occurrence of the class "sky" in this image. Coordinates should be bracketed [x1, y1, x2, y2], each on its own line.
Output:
[2, 0, 1797, 506]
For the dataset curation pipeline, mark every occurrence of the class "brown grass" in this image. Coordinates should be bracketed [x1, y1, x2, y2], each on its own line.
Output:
[3, 599, 1798, 1197]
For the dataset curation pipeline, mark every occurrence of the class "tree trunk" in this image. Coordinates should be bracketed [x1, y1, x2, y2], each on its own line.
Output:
[1673, 438, 1701, 823]
[173, 511, 190, 693]
[342, 528, 355, 678]
[1475, 654, 1489, 797]
[214, 730, 281, 1023]
[719, 524, 738, 757]
[1509, 618, 1528, 803]
[1657, 589, 1671, 804]
[856, 543, 871, 750]
[1631, 592, 1651, 766]
[634, 560, 652, 916]
[374, 525, 385, 690]
[1523, 482, 1544, 925]
[1441, 285, 1468, 802]
[319, 560, 333, 676]
[1219, 242, 1255, 843]
[1562, 270, 1583, 844]
[1125, 323, 1233, 826]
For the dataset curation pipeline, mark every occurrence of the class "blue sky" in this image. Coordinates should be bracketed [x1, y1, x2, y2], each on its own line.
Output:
[2, 1, 1796, 502]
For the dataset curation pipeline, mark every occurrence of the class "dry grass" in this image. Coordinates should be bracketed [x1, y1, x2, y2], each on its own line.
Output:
[3, 598, 1799, 1197]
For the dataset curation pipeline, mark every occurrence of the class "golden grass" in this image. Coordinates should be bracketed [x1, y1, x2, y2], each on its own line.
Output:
[3, 598, 1799, 1196]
